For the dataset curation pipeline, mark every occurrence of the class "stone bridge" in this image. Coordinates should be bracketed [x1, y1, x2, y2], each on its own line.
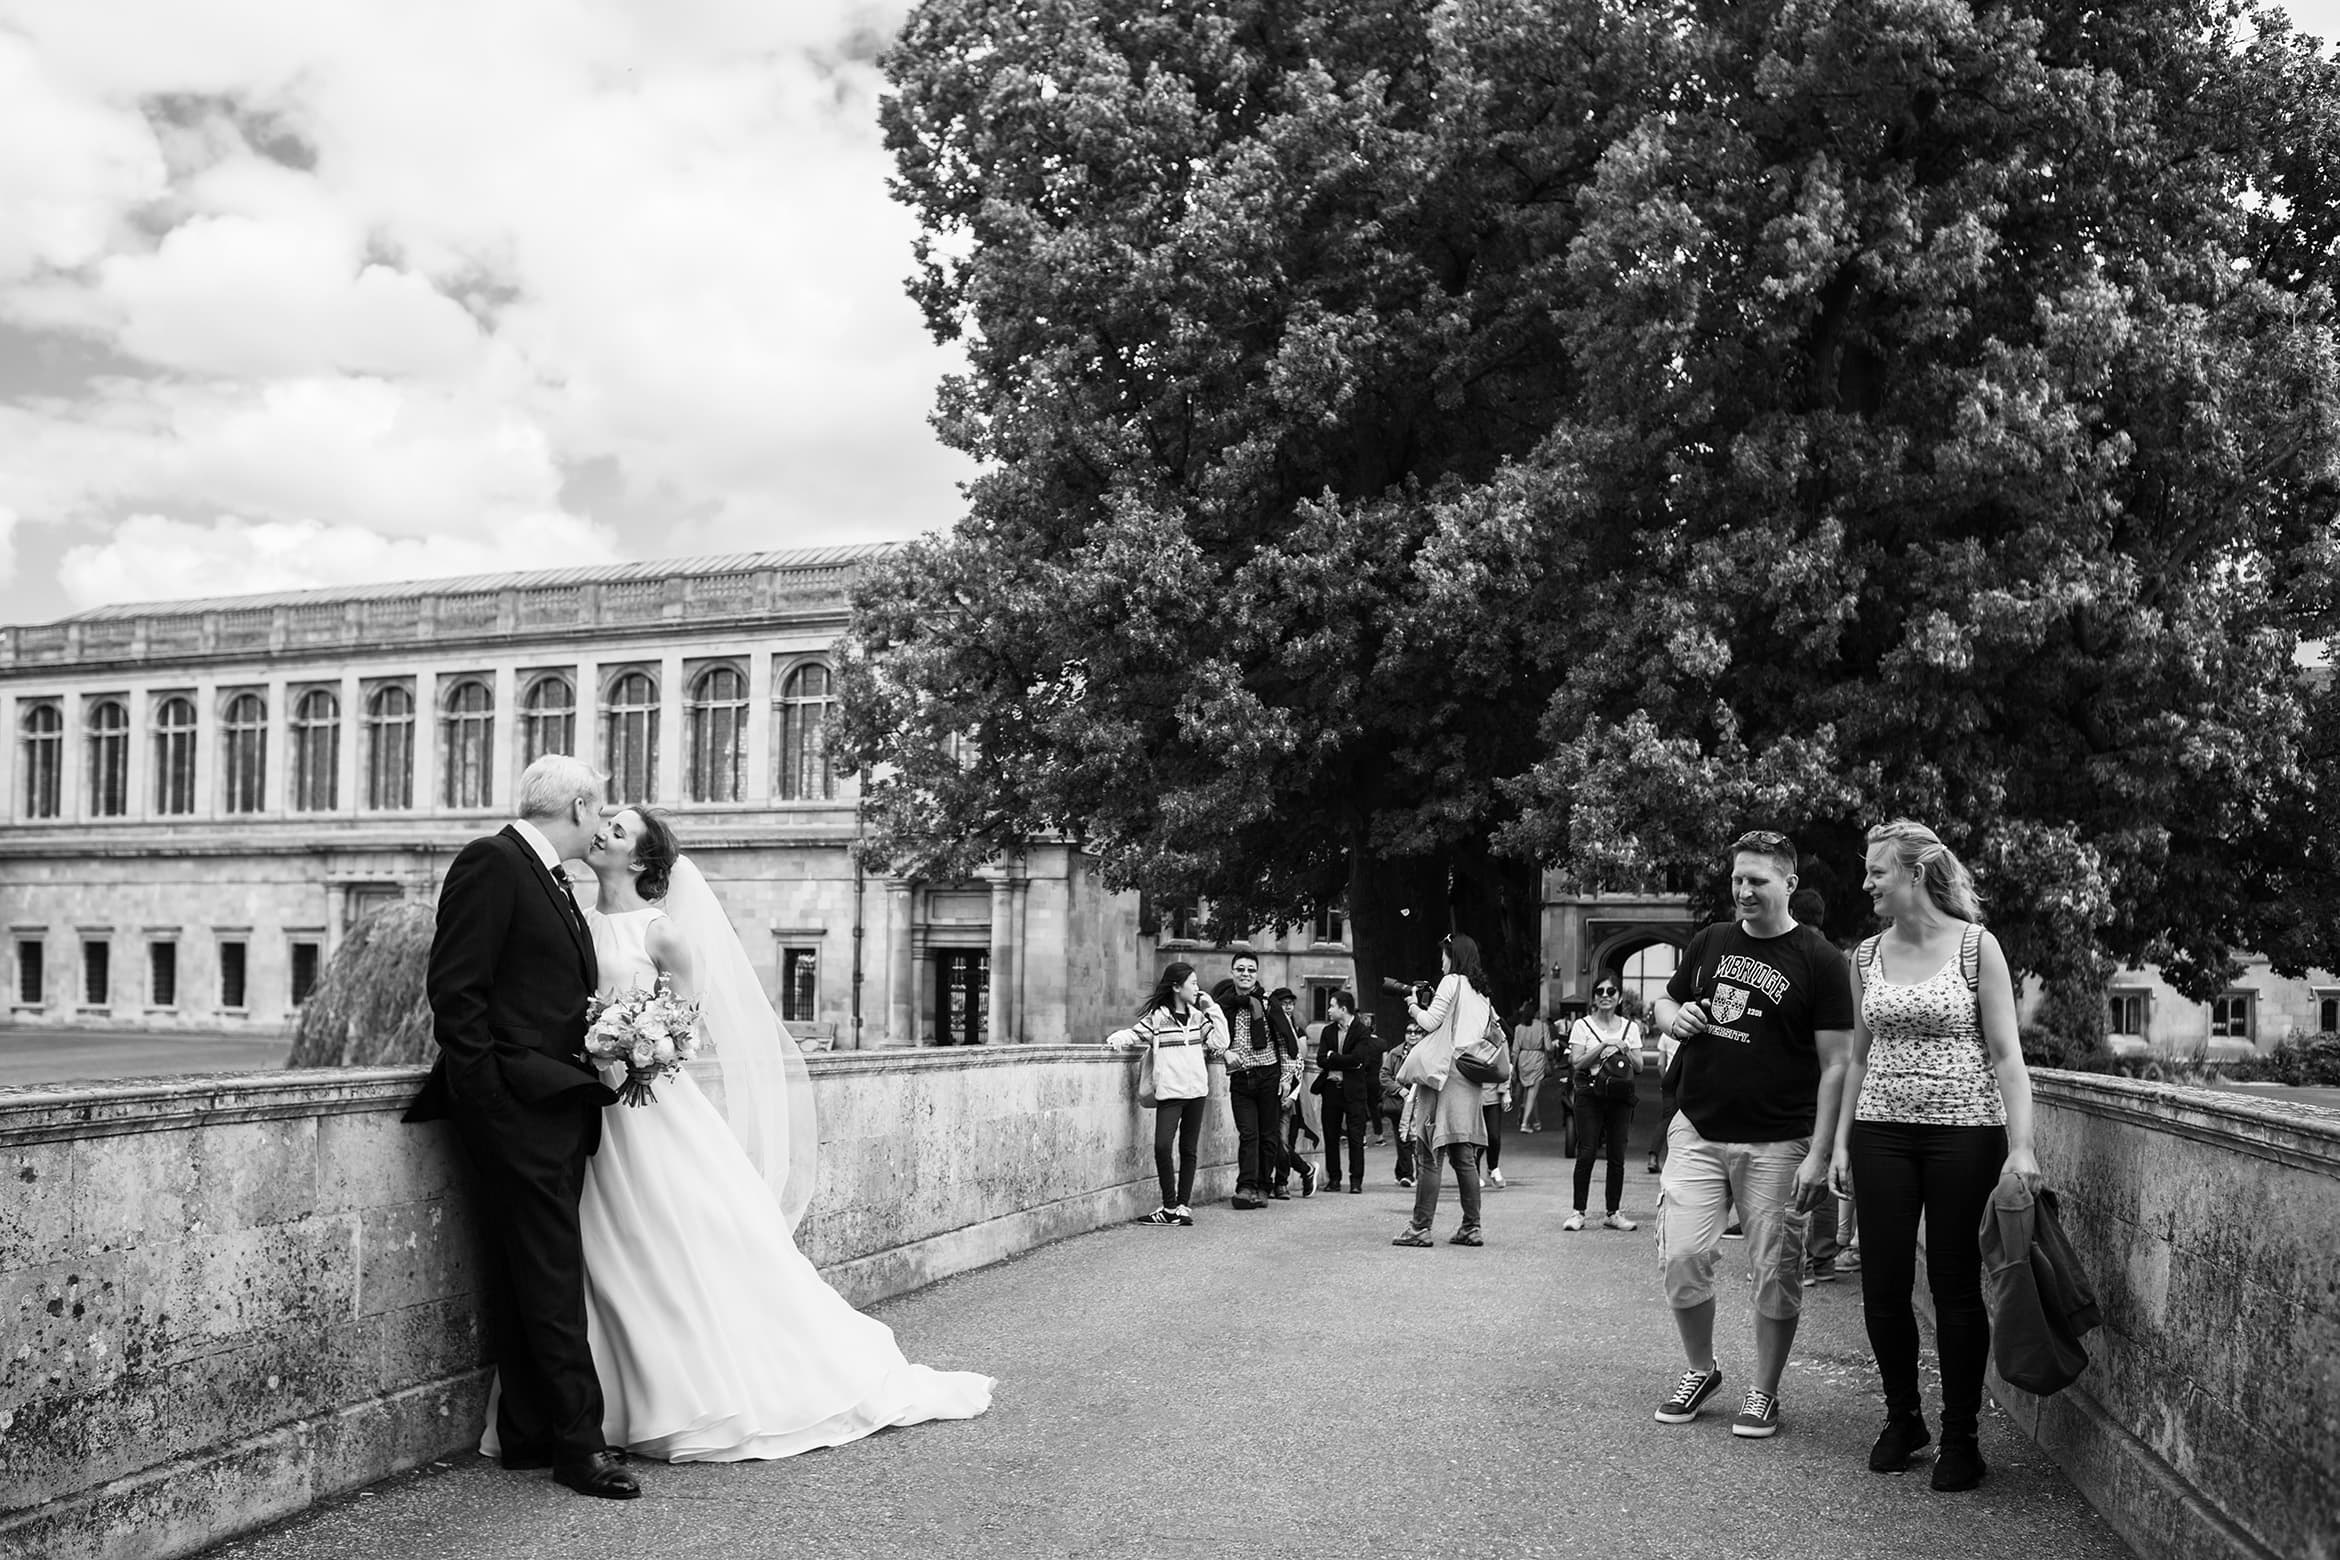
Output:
[1, 1054, 2332, 1560]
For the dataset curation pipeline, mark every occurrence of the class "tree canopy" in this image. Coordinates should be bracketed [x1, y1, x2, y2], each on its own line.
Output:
[848, 0, 2340, 1026]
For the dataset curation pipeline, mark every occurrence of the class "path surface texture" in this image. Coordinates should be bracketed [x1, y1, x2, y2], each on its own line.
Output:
[205, 1126, 2135, 1560]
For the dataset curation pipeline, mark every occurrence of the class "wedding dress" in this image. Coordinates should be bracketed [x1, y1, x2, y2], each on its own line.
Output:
[481, 864, 993, 1463]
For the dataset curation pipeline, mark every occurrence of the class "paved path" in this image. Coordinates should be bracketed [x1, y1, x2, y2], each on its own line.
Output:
[203, 1125, 2133, 1560]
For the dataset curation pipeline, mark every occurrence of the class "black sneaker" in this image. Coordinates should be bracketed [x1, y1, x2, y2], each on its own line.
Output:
[1731, 1387, 1782, 1438]
[1870, 1414, 1931, 1472]
[1932, 1435, 1986, 1491]
[1654, 1366, 1724, 1424]
[1298, 1162, 1318, 1197]
[1449, 1225, 1484, 1246]
[1133, 1207, 1178, 1226]
[1723, 1221, 1745, 1239]
[1267, 1186, 1291, 1200]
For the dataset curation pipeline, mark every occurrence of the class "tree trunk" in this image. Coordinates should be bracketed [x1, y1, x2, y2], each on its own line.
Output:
[1345, 836, 1542, 1043]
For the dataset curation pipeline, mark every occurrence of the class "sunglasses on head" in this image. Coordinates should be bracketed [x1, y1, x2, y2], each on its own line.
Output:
[1731, 830, 1792, 853]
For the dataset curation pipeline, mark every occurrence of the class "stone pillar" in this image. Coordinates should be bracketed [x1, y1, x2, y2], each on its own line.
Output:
[124, 682, 150, 822]
[0, 692, 15, 825]
[887, 880, 915, 1047]
[490, 661, 517, 812]
[744, 648, 773, 804]
[988, 876, 1014, 1045]
[60, 691, 84, 827]
[1010, 877, 1030, 1045]
[337, 671, 361, 814]
[411, 673, 438, 815]
[263, 677, 288, 816]
[192, 678, 219, 821]
[656, 650, 685, 805]
[574, 659, 600, 784]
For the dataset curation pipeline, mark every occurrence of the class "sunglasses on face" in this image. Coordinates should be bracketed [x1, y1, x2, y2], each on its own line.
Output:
[1593, 986, 1619, 997]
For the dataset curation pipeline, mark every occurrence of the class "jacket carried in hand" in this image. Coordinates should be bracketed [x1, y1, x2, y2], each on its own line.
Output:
[1979, 1174, 2102, 1396]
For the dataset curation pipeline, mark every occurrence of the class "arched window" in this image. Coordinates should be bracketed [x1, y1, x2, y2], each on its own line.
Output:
[364, 684, 415, 810]
[441, 680, 494, 808]
[289, 689, 339, 813]
[221, 692, 267, 814]
[775, 662, 834, 801]
[520, 673, 575, 767]
[154, 696, 197, 815]
[686, 665, 747, 803]
[602, 669, 658, 803]
[20, 703, 62, 819]
[85, 699, 129, 817]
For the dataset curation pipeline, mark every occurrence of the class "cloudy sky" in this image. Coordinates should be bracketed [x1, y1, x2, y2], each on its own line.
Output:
[2, 3, 2336, 623]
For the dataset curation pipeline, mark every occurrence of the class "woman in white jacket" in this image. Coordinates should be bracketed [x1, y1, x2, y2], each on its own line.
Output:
[1111, 962, 1229, 1225]
[1393, 933, 1497, 1247]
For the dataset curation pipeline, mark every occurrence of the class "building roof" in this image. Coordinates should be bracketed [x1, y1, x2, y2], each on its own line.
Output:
[49, 543, 898, 624]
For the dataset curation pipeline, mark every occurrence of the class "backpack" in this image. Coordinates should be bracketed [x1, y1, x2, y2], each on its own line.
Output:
[1573, 1019, 1639, 1104]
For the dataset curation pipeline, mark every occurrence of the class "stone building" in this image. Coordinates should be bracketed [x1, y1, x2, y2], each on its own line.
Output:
[0, 546, 1230, 1048]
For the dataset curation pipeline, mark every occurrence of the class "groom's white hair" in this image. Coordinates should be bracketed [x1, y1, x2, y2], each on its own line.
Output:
[515, 754, 605, 820]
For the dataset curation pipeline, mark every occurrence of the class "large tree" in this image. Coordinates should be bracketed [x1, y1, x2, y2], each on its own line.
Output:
[847, 0, 1663, 1020]
[849, 0, 2340, 1036]
[1497, 0, 2340, 1012]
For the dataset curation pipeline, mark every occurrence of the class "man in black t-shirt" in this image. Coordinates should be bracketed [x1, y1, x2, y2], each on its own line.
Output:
[1648, 831, 1853, 1442]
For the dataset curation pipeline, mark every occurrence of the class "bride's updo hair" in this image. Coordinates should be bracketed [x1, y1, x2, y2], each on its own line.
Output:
[629, 809, 680, 901]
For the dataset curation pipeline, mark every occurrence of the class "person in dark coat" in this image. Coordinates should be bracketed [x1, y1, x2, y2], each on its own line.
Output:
[404, 754, 634, 1500]
[1314, 990, 1378, 1193]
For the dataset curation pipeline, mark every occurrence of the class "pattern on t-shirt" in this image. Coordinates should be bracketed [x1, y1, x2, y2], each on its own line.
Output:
[1854, 924, 2006, 1127]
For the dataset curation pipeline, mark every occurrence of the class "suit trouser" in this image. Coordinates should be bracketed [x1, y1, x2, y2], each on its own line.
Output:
[453, 1092, 606, 1463]
[1226, 1065, 1287, 1193]
[1321, 1082, 1368, 1187]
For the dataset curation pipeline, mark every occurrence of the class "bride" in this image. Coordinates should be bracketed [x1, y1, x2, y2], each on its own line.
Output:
[482, 805, 994, 1465]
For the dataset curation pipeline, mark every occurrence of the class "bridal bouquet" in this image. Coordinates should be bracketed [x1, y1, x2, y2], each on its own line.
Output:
[583, 976, 703, 1107]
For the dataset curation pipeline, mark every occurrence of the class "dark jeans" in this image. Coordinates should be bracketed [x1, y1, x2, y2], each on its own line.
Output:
[1391, 1115, 1416, 1181]
[1573, 1094, 1634, 1214]
[1648, 1096, 1676, 1169]
[1152, 1096, 1208, 1209]
[1227, 1066, 1288, 1194]
[1322, 1083, 1367, 1187]
[1409, 1138, 1483, 1231]
[1848, 1120, 2007, 1436]
[1482, 1102, 1505, 1171]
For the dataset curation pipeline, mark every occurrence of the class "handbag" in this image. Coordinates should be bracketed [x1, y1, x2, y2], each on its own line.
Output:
[1454, 1005, 1514, 1086]
[1135, 1043, 1159, 1109]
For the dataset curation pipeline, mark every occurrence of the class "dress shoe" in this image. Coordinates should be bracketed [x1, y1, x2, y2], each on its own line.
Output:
[554, 1450, 641, 1500]
[1348, 1181, 1363, 1194]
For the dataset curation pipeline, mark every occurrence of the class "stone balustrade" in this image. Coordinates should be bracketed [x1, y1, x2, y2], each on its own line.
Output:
[0, 1048, 1229, 1560]
[2001, 1073, 2340, 1560]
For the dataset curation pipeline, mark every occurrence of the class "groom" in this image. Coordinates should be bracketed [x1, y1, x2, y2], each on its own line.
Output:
[404, 754, 637, 1500]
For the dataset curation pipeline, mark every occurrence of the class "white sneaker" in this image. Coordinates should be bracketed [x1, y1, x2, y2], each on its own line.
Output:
[1603, 1211, 1638, 1231]
[1488, 1168, 1507, 1189]
[1562, 1211, 1586, 1231]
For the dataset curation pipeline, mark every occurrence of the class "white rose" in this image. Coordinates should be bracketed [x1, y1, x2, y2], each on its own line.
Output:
[630, 1040, 654, 1067]
[651, 1037, 676, 1064]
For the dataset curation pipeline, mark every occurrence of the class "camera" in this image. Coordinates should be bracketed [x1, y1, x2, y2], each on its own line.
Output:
[1378, 975, 1435, 1009]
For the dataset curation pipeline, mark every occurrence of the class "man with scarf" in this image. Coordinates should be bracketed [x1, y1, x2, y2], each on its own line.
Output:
[1215, 954, 1311, 1206]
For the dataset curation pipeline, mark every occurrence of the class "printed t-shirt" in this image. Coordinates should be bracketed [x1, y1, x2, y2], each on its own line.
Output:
[1665, 920, 1853, 1144]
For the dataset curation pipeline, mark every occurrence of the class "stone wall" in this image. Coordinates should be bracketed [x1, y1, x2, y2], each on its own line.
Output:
[2008, 1074, 2340, 1560]
[0, 1048, 1233, 1560]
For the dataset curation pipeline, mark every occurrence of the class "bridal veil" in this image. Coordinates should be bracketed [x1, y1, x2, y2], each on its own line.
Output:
[662, 855, 820, 1231]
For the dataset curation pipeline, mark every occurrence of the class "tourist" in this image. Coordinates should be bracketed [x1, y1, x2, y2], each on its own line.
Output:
[1563, 979, 1642, 1232]
[1266, 987, 1318, 1198]
[1390, 933, 1497, 1248]
[1512, 1001, 1552, 1132]
[1650, 830, 1853, 1439]
[1834, 819, 2038, 1491]
[1482, 1065, 1511, 1189]
[1316, 990, 1376, 1192]
[1380, 1024, 1419, 1187]
[1115, 962, 1230, 1226]
[1214, 954, 1311, 1207]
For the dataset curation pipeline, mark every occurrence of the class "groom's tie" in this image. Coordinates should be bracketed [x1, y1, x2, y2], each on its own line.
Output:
[555, 868, 586, 932]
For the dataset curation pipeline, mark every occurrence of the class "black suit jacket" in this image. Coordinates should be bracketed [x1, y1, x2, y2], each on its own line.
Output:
[405, 826, 610, 1123]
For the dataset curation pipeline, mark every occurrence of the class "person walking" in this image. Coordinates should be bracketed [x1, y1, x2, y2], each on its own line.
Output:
[1512, 1002, 1552, 1133]
[1390, 934, 1496, 1248]
[1650, 831, 1853, 1441]
[1833, 819, 2039, 1492]
[1562, 979, 1642, 1232]
[1315, 990, 1376, 1193]
[1265, 987, 1318, 1198]
[1112, 962, 1230, 1226]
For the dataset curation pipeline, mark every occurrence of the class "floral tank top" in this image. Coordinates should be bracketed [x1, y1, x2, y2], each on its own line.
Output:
[1853, 924, 2005, 1127]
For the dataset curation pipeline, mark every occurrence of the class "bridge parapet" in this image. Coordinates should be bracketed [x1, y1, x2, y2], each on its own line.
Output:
[2009, 1073, 2339, 1560]
[0, 1048, 1223, 1560]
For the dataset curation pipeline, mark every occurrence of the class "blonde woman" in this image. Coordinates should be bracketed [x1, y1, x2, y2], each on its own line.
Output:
[1831, 820, 2038, 1493]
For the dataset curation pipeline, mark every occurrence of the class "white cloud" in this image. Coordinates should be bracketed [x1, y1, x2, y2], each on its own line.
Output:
[0, 0, 972, 621]
[57, 511, 621, 609]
